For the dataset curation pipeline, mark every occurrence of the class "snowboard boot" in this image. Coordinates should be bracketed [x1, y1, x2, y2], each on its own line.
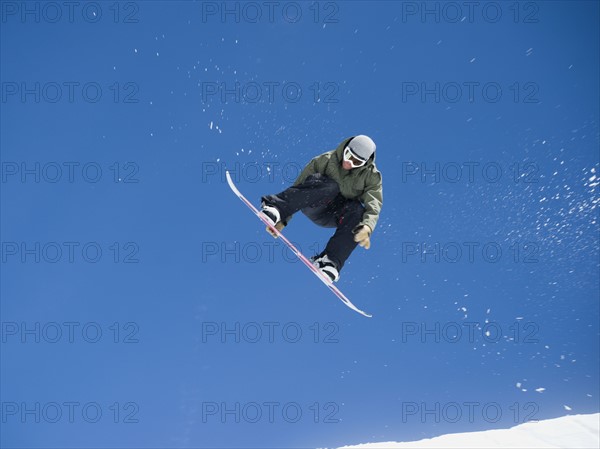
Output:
[260, 202, 281, 227]
[311, 254, 340, 283]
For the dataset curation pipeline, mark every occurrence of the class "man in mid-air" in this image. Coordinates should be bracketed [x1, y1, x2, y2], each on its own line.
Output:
[260, 135, 383, 282]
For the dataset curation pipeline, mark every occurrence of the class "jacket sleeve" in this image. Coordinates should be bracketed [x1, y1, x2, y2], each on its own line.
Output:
[282, 152, 331, 224]
[293, 151, 331, 186]
[358, 171, 383, 233]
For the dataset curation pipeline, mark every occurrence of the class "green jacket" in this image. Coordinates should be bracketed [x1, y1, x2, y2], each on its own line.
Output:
[292, 137, 383, 233]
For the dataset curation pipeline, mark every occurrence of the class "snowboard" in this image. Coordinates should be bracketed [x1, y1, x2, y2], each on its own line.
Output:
[225, 170, 372, 318]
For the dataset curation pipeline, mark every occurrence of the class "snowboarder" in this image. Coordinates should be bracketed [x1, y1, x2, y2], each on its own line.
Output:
[260, 135, 383, 282]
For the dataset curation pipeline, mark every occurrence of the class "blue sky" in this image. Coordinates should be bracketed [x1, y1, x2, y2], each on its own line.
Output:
[1, 1, 598, 448]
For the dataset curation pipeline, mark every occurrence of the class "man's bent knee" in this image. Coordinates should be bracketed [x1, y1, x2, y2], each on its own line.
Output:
[346, 200, 365, 218]
[338, 201, 365, 228]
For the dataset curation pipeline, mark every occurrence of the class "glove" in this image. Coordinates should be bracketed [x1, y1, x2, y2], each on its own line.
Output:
[353, 225, 372, 249]
[266, 221, 286, 238]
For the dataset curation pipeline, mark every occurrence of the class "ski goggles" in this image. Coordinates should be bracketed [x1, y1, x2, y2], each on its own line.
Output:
[343, 146, 367, 168]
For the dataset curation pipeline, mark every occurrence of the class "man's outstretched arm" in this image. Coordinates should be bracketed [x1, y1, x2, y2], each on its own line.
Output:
[354, 173, 383, 248]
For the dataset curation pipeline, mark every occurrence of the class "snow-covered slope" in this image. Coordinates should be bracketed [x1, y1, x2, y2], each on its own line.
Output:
[337, 413, 599, 449]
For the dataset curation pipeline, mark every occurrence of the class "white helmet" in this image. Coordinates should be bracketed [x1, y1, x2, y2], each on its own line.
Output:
[349, 135, 376, 161]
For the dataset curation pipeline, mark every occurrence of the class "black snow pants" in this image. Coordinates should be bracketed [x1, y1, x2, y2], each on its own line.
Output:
[261, 173, 365, 270]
